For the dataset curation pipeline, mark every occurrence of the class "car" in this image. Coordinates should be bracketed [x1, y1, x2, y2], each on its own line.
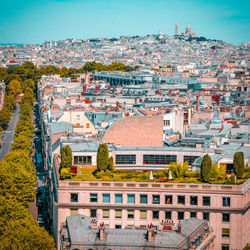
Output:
[38, 217, 45, 225]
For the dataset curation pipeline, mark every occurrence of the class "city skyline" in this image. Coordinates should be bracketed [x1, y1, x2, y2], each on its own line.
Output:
[0, 0, 249, 45]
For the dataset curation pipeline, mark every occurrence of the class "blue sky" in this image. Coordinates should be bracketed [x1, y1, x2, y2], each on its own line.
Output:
[0, 0, 249, 45]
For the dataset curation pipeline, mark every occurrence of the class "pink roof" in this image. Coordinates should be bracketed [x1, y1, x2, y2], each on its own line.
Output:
[103, 116, 163, 147]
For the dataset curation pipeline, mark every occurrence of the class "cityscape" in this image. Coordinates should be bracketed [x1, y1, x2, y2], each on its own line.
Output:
[0, 0, 249, 250]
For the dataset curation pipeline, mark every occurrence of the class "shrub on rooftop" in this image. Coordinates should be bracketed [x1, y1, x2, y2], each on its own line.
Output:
[96, 143, 110, 172]
[200, 154, 212, 183]
[60, 145, 72, 169]
[233, 152, 244, 179]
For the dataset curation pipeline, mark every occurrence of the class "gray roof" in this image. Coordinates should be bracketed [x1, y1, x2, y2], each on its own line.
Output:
[49, 121, 73, 136]
[66, 214, 207, 248]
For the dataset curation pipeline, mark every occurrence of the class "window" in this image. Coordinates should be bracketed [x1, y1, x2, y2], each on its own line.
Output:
[115, 209, 122, 218]
[153, 195, 160, 204]
[203, 212, 209, 221]
[140, 210, 147, 219]
[222, 228, 230, 238]
[115, 155, 136, 164]
[222, 213, 230, 222]
[165, 195, 172, 204]
[73, 156, 92, 165]
[115, 194, 123, 203]
[165, 211, 172, 219]
[103, 209, 109, 218]
[203, 197, 210, 206]
[178, 196, 185, 205]
[153, 210, 159, 219]
[143, 154, 177, 165]
[102, 194, 110, 203]
[164, 120, 170, 126]
[70, 193, 78, 202]
[140, 195, 147, 204]
[127, 194, 135, 204]
[184, 155, 199, 165]
[70, 209, 78, 216]
[223, 197, 230, 207]
[222, 244, 230, 250]
[190, 196, 198, 205]
[115, 225, 121, 229]
[190, 212, 197, 218]
[76, 115, 80, 120]
[178, 211, 184, 220]
[128, 210, 134, 219]
[90, 193, 98, 203]
[90, 209, 96, 218]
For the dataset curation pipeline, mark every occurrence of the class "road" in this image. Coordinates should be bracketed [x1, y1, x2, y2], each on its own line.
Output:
[0, 106, 20, 161]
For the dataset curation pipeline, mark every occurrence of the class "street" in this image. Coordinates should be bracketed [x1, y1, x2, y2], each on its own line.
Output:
[0, 106, 20, 161]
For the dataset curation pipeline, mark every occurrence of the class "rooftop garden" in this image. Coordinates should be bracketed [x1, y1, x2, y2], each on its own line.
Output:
[59, 145, 250, 184]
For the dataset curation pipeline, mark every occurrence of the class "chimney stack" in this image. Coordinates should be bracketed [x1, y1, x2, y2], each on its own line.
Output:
[177, 221, 182, 234]
[90, 218, 97, 229]
[95, 85, 100, 94]
[160, 220, 174, 231]
[82, 85, 87, 93]
[147, 223, 155, 242]
[99, 222, 105, 241]
[196, 95, 200, 113]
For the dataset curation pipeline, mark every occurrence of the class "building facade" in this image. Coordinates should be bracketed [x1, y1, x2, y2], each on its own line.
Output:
[49, 156, 250, 250]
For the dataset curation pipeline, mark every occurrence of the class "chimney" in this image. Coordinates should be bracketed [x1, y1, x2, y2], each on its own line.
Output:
[90, 218, 97, 229]
[99, 222, 105, 241]
[83, 85, 87, 93]
[147, 224, 155, 242]
[177, 221, 181, 234]
[196, 95, 200, 113]
[160, 220, 175, 231]
[95, 85, 100, 94]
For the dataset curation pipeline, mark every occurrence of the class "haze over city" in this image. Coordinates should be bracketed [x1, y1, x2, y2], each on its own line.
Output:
[0, 0, 250, 44]
[0, 0, 249, 250]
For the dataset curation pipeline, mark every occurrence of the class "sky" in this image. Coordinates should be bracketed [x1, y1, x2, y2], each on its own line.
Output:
[0, 0, 249, 45]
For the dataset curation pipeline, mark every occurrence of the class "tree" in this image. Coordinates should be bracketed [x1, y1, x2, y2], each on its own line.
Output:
[233, 152, 244, 178]
[12, 134, 31, 152]
[97, 144, 109, 172]
[201, 154, 212, 182]
[169, 162, 189, 179]
[0, 160, 36, 207]
[0, 196, 55, 250]
[61, 145, 72, 169]
[3, 150, 36, 173]
[22, 87, 34, 105]
[4, 73, 21, 85]
[107, 156, 115, 172]
[7, 79, 22, 96]
[22, 79, 35, 92]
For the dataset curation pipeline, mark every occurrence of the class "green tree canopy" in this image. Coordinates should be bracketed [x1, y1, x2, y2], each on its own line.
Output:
[22, 79, 35, 92]
[22, 87, 34, 105]
[0, 160, 36, 207]
[4, 73, 22, 85]
[61, 145, 73, 169]
[0, 196, 55, 250]
[169, 162, 189, 179]
[12, 134, 31, 152]
[108, 156, 115, 172]
[201, 154, 212, 182]
[97, 144, 109, 172]
[7, 79, 22, 96]
[233, 152, 244, 178]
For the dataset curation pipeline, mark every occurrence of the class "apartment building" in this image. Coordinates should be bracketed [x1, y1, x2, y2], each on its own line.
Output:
[49, 155, 250, 249]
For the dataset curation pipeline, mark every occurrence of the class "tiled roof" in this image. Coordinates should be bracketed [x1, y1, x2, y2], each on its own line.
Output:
[102, 116, 163, 147]
[66, 214, 207, 248]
